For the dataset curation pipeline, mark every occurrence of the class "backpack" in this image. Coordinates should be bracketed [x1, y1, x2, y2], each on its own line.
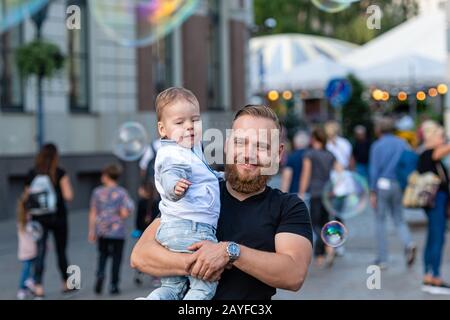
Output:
[26, 175, 57, 216]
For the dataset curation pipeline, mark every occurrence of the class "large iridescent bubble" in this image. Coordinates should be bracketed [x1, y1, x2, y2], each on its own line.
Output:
[113, 122, 149, 161]
[322, 171, 369, 220]
[311, 0, 356, 13]
[0, 0, 49, 34]
[90, 0, 200, 47]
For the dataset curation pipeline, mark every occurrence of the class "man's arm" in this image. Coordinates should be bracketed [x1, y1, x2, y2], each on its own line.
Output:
[299, 157, 311, 197]
[190, 233, 312, 291]
[280, 167, 293, 193]
[130, 218, 193, 277]
[234, 233, 311, 291]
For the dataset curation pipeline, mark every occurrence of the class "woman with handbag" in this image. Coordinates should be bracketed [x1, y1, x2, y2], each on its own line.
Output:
[418, 123, 450, 295]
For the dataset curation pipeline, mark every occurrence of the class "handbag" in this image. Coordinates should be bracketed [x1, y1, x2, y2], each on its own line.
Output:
[402, 162, 446, 208]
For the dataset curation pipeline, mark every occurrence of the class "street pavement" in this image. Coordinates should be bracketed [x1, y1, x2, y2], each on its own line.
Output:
[0, 176, 449, 299]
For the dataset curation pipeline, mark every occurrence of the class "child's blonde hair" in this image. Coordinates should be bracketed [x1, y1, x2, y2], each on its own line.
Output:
[155, 87, 199, 121]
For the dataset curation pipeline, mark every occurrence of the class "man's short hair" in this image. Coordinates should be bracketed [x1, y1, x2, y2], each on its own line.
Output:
[102, 163, 123, 181]
[233, 105, 281, 131]
[376, 117, 396, 134]
[312, 127, 328, 146]
[354, 125, 367, 135]
[293, 130, 310, 149]
[155, 87, 199, 121]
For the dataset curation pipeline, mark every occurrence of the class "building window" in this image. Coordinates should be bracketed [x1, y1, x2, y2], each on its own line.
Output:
[68, 0, 89, 112]
[0, 24, 24, 112]
[153, 35, 173, 94]
[207, 0, 223, 110]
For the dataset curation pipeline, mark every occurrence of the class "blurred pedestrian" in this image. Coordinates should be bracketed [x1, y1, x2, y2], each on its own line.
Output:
[133, 180, 160, 286]
[351, 125, 371, 182]
[280, 130, 310, 194]
[325, 121, 352, 256]
[139, 139, 161, 183]
[325, 120, 352, 170]
[369, 117, 416, 269]
[299, 127, 338, 267]
[419, 123, 450, 294]
[88, 164, 135, 295]
[25, 143, 74, 298]
[16, 191, 37, 300]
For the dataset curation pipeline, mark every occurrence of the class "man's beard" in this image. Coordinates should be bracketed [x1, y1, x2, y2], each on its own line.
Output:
[225, 163, 270, 194]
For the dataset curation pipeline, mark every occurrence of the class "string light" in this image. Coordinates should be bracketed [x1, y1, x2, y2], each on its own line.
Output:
[372, 89, 383, 101]
[282, 90, 293, 100]
[428, 88, 438, 97]
[438, 84, 448, 95]
[267, 90, 279, 101]
[416, 91, 426, 101]
[398, 91, 408, 101]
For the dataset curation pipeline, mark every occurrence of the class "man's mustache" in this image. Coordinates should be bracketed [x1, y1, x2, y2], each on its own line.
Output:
[233, 157, 261, 166]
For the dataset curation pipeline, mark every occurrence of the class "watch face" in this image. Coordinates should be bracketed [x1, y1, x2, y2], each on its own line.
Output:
[228, 243, 239, 257]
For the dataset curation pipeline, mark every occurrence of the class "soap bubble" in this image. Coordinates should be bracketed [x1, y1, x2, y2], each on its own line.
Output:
[322, 171, 369, 220]
[0, 0, 49, 34]
[321, 220, 348, 247]
[113, 122, 149, 161]
[311, 0, 353, 13]
[90, 0, 200, 47]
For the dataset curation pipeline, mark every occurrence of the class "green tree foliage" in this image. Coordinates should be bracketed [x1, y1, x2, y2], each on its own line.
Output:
[16, 40, 65, 78]
[254, 0, 418, 44]
[342, 74, 373, 138]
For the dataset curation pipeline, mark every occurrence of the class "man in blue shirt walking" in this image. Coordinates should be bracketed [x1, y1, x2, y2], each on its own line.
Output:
[369, 117, 416, 269]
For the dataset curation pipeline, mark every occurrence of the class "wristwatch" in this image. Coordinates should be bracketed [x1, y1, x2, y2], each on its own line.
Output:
[226, 242, 240, 263]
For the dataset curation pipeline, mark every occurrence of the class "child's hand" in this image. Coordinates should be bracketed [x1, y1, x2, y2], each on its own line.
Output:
[174, 179, 192, 197]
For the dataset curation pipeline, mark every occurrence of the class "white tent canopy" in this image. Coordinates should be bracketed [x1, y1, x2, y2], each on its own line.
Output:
[268, 56, 351, 91]
[341, 11, 447, 86]
[250, 11, 447, 94]
[352, 54, 445, 86]
[250, 34, 357, 93]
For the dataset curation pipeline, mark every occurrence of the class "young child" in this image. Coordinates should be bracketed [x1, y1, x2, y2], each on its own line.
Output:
[88, 164, 134, 295]
[16, 192, 37, 300]
[145, 87, 222, 300]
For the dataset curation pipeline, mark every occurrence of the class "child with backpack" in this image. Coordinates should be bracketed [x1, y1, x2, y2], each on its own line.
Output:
[88, 164, 134, 295]
[16, 191, 38, 300]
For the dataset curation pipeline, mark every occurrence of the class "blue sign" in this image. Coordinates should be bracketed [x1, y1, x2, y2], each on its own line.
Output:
[325, 78, 352, 109]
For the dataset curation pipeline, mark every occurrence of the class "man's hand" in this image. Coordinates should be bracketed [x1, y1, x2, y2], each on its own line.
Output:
[187, 241, 230, 282]
[174, 179, 192, 197]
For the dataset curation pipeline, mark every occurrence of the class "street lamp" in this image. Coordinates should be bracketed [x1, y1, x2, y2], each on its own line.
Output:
[30, 1, 51, 149]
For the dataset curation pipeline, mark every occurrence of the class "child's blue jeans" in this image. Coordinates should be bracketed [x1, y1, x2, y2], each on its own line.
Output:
[19, 259, 35, 289]
[147, 219, 218, 300]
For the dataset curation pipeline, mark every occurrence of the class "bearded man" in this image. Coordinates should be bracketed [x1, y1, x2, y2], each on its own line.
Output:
[131, 105, 313, 300]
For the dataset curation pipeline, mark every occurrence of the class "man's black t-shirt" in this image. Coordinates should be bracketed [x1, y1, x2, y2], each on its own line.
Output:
[214, 181, 313, 300]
